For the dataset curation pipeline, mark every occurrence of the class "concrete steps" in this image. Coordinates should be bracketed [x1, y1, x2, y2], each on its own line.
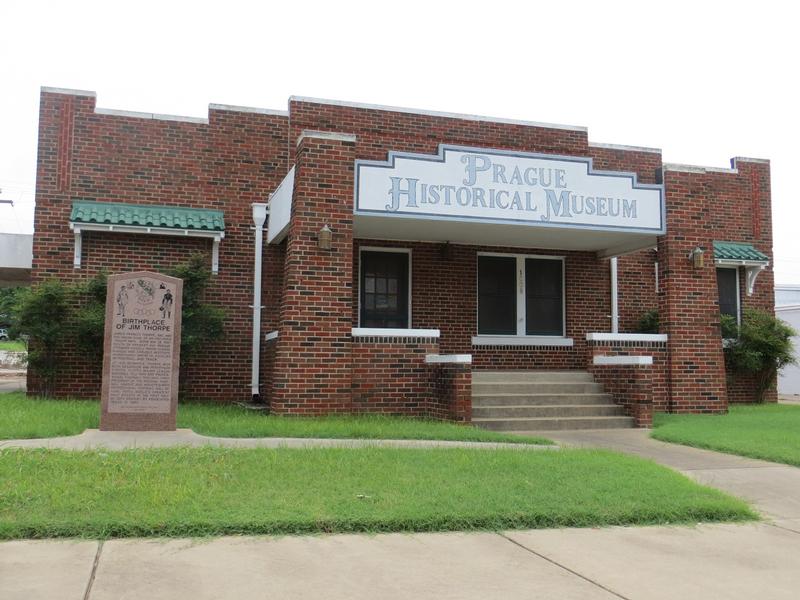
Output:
[473, 393, 615, 407]
[473, 382, 605, 394]
[472, 404, 625, 419]
[475, 371, 596, 382]
[471, 370, 634, 432]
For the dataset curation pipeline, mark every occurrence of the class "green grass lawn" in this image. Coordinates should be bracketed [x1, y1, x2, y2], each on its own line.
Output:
[653, 404, 800, 466]
[0, 392, 549, 445]
[0, 340, 25, 352]
[0, 446, 756, 540]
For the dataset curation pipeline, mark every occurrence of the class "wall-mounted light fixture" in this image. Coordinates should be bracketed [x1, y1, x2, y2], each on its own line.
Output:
[688, 246, 705, 269]
[318, 224, 332, 250]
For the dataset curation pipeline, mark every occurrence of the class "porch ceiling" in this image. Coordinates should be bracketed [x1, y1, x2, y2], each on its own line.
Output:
[354, 214, 658, 258]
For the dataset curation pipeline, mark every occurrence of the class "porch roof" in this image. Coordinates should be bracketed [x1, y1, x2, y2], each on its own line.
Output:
[353, 215, 658, 258]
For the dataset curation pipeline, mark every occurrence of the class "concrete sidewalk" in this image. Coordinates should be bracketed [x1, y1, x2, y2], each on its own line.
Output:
[0, 428, 556, 451]
[539, 428, 800, 521]
[4, 523, 800, 600]
[4, 426, 800, 598]
[0, 373, 25, 393]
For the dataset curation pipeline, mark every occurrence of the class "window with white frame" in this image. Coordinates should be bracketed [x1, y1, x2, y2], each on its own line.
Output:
[477, 253, 565, 336]
[359, 248, 411, 328]
[716, 266, 740, 323]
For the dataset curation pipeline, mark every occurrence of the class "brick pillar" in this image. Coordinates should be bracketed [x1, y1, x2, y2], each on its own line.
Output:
[659, 169, 728, 413]
[449, 365, 472, 423]
[271, 132, 357, 414]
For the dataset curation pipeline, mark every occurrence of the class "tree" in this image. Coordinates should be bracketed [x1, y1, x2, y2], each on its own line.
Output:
[0, 286, 24, 330]
[721, 308, 796, 402]
[12, 280, 69, 396]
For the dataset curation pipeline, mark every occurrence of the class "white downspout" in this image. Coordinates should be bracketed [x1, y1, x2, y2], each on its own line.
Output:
[251, 203, 268, 401]
[610, 257, 619, 334]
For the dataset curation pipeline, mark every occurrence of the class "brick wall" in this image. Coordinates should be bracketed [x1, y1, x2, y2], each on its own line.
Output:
[587, 340, 669, 412]
[590, 365, 654, 427]
[660, 160, 773, 412]
[351, 335, 438, 415]
[617, 250, 659, 333]
[260, 336, 278, 405]
[289, 99, 591, 166]
[430, 363, 472, 422]
[32, 90, 290, 401]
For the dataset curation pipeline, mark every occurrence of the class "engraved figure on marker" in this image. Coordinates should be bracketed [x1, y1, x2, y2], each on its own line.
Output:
[116, 283, 131, 317]
[160, 287, 174, 320]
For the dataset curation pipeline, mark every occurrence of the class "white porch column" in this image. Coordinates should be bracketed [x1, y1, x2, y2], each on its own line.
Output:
[610, 257, 619, 333]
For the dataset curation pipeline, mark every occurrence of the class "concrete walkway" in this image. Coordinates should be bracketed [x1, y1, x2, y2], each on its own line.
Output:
[5, 522, 800, 599]
[539, 428, 800, 521]
[4, 427, 800, 598]
[0, 428, 556, 451]
[0, 373, 25, 393]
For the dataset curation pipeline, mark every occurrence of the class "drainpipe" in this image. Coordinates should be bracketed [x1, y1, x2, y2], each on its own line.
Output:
[610, 257, 619, 334]
[251, 203, 268, 402]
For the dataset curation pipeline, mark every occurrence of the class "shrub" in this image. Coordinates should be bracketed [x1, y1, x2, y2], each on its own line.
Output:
[636, 309, 660, 334]
[73, 270, 108, 359]
[12, 280, 70, 396]
[68, 254, 225, 395]
[721, 309, 796, 402]
[166, 253, 226, 369]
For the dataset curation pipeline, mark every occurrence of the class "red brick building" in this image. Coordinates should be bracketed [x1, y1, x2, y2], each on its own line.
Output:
[30, 87, 774, 428]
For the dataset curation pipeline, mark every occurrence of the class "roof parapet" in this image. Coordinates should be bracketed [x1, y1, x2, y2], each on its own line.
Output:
[93, 107, 209, 124]
[290, 95, 588, 133]
[588, 141, 662, 154]
[40, 86, 97, 97]
[731, 156, 770, 167]
[208, 103, 288, 117]
[662, 163, 738, 175]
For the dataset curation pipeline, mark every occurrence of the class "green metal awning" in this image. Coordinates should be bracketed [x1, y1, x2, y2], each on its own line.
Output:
[713, 241, 769, 263]
[713, 241, 769, 297]
[70, 201, 225, 231]
[68, 201, 225, 273]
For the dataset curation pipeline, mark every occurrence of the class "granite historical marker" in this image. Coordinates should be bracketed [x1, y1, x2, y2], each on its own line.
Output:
[100, 271, 183, 430]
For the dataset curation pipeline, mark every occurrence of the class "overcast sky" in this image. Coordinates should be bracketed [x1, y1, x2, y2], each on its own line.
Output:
[1, 1, 798, 281]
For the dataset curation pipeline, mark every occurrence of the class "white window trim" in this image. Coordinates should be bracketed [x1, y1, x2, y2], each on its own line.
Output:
[357, 246, 412, 328]
[352, 327, 439, 338]
[586, 333, 668, 342]
[471, 335, 574, 347]
[716, 265, 741, 327]
[476, 251, 566, 339]
[593, 355, 653, 366]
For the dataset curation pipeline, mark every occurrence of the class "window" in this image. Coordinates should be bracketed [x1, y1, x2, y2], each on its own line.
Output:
[525, 258, 564, 335]
[478, 256, 517, 334]
[477, 254, 564, 337]
[359, 250, 410, 328]
[716, 267, 740, 322]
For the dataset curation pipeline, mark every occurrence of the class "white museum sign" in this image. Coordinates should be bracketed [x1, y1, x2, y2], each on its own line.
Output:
[355, 145, 665, 233]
